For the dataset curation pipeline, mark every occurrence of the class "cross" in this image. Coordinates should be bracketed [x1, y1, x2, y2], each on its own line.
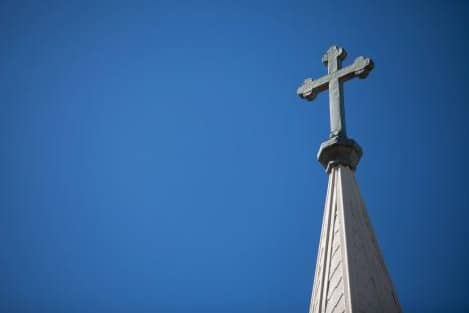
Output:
[297, 46, 374, 139]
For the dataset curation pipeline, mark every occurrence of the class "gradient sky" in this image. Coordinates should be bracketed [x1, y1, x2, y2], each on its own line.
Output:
[1, 1, 468, 312]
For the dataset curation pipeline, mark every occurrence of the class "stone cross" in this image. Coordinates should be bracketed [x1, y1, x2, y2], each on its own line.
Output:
[297, 46, 374, 139]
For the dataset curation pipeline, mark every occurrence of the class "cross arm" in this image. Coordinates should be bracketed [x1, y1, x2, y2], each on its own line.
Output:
[297, 75, 331, 101]
[335, 56, 374, 83]
[296, 56, 374, 101]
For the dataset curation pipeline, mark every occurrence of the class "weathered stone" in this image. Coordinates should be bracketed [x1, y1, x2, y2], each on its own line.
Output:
[317, 137, 362, 173]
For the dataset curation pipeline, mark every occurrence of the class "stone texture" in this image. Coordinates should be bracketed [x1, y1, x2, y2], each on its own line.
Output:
[309, 165, 402, 313]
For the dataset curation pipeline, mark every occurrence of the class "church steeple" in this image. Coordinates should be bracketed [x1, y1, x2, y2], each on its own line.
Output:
[297, 46, 402, 313]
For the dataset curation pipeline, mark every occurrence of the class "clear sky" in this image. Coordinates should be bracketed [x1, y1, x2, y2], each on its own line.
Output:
[1, 0, 468, 312]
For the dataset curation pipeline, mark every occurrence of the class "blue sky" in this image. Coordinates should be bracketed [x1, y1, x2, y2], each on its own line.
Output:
[1, 1, 468, 312]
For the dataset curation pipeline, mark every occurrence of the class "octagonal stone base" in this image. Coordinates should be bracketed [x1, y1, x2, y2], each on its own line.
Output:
[317, 136, 362, 172]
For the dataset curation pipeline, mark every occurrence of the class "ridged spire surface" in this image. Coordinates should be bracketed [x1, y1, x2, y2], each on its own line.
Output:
[309, 165, 401, 313]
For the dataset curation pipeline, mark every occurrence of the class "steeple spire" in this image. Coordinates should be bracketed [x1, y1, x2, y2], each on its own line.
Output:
[297, 46, 402, 313]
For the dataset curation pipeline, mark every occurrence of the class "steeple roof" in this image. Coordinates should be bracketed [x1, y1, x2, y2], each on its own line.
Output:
[309, 165, 401, 313]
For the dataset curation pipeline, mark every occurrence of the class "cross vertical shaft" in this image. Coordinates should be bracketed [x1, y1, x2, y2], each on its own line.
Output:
[324, 46, 347, 138]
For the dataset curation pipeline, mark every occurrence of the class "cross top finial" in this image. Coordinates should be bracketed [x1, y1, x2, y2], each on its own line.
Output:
[321, 45, 346, 65]
[297, 46, 374, 171]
